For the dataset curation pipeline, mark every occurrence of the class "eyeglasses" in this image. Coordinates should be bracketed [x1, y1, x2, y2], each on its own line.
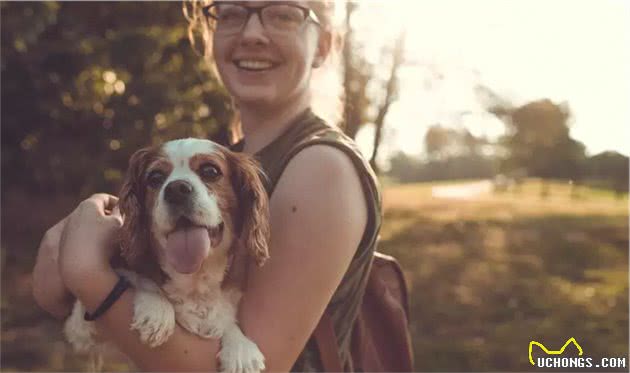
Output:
[202, 2, 321, 35]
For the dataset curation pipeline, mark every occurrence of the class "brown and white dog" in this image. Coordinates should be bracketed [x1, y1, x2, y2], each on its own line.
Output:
[64, 138, 270, 372]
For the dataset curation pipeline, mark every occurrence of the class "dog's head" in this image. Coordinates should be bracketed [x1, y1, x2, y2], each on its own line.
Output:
[118, 138, 270, 282]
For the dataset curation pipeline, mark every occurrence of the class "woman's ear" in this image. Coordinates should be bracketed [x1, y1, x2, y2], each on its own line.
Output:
[227, 151, 271, 267]
[313, 29, 332, 68]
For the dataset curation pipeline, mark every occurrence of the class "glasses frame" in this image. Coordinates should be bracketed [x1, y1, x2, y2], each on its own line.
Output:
[202, 2, 321, 34]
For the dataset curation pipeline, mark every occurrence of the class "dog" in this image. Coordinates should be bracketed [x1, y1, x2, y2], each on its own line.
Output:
[64, 138, 270, 372]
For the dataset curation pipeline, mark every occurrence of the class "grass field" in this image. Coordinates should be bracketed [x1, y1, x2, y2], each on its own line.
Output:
[380, 179, 628, 371]
[1, 179, 628, 371]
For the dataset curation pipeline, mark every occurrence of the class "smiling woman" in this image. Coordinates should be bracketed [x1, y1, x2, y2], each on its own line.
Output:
[32, 1, 381, 372]
[185, 0, 343, 137]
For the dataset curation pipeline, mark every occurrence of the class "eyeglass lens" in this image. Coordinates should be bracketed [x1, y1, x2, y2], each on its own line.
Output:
[211, 4, 307, 34]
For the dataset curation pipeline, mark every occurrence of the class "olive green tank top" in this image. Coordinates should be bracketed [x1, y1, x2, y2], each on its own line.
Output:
[232, 109, 382, 371]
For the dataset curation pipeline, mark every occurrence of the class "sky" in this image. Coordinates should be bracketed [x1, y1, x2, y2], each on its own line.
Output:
[350, 0, 630, 165]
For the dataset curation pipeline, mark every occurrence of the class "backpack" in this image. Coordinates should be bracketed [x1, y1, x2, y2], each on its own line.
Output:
[313, 252, 414, 372]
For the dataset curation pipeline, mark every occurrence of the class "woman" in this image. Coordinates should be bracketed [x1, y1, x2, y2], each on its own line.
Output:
[32, 1, 381, 371]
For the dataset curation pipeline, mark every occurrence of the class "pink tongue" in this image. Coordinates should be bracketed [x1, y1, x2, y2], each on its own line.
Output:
[166, 227, 210, 274]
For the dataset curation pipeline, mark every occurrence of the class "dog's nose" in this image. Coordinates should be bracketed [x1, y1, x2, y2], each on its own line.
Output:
[164, 180, 193, 205]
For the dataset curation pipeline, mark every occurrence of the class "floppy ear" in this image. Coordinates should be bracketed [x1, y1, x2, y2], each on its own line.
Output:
[227, 152, 270, 267]
[118, 147, 156, 271]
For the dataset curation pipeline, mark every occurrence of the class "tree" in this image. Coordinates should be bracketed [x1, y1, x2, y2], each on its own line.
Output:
[341, 3, 406, 174]
[503, 99, 585, 180]
[341, 1, 371, 139]
[1, 2, 232, 196]
[424, 124, 488, 161]
[369, 31, 405, 173]
[477, 84, 586, 181]
[424, 125, 455, 160]
[585, 151, 629, 197]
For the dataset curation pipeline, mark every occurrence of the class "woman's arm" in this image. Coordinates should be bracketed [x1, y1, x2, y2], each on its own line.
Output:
[32, 216, 75, 319]
[238, 145, 368, 371]
[59, 145, 367, 371]
[73, 271, 221, 371]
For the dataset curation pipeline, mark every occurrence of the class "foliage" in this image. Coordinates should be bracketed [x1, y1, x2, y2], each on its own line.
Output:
[1, 2, 232, 197]
[388, 151, 497, 183]
[583, 151, 629, 193]
[424, 124, 490, 161]
[389, 125, 495, 183]
[499, 99, 586, 179]
[477, 90, 589, 181]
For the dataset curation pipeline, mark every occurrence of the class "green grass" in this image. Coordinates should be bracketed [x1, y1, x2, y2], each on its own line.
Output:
[380, 179, 629, 371]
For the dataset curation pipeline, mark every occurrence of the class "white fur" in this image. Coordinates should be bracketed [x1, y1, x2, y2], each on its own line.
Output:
[64, 269, 175, 350]
[154, 139, 223, 236]
[64, 139, 264, 373]
[64, 301, 98, 354]
[220, 324, 267, 373]
[127, 271, 176, 347]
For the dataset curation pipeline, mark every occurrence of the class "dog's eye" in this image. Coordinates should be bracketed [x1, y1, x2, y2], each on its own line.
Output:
[147, 170, 166, 188]
[199, 163, 222, 181]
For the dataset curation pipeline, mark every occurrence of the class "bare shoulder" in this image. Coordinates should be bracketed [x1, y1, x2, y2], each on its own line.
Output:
[274, 144, 364, 201]
[270, 143, 368, 257]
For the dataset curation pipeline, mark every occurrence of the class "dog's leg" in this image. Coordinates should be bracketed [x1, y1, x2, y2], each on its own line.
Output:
[113, 269, 176, 347]
[129, 281, 176, 347]
[64, 300, 98, 354]
[214, 288, 264, 373]
[88, 349, 104, 372]
[218, 323, 265, 373]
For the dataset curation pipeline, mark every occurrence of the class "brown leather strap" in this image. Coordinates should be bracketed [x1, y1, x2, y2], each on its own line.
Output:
[313, 313, 344, 372]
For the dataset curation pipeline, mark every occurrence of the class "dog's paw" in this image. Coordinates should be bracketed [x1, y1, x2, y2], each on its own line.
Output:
[130, 290, 175, 347]
[64, 301, 98, 354]
[218, 329, 265, 373]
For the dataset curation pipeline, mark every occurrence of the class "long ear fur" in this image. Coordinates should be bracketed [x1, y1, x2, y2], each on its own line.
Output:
[227, 152, 271, 267]
[118, 147, 161, 278]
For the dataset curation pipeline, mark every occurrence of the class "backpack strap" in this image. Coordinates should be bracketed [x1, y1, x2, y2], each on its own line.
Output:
[313, 313, 344, 372]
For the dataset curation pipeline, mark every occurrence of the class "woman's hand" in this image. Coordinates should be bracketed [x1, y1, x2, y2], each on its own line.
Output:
[32, 216, 74, 319]
[58, 194, 123, 298]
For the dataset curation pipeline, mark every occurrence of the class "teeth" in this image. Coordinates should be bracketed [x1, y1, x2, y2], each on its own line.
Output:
[236, 60, 273, 70]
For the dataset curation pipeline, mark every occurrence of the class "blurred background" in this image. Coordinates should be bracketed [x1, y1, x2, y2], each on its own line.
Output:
[1, 1, 628, 371]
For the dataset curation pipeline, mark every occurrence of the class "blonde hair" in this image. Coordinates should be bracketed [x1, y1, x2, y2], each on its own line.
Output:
[183, 1, 344, 142]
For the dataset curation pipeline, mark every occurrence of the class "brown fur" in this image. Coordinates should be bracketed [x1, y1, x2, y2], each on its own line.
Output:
[225, 151, 271, 267]
[118, 146, 168, 284]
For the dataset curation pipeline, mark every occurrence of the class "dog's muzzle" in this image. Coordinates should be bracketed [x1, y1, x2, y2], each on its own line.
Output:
[164, 180, 194, 205]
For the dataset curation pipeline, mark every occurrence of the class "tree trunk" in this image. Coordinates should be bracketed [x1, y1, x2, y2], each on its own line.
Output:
[342, 2, 360, 138]
[369, 32, 405, 174]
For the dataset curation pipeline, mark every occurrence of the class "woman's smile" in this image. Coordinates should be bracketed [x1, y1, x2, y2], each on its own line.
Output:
[234, 59, 276, 71]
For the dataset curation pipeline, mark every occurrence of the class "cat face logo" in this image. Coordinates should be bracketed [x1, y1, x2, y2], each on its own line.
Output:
[529, 337, 584, 365]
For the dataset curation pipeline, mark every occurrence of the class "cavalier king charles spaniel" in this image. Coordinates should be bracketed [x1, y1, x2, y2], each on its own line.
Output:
[64, 138, 270, 372]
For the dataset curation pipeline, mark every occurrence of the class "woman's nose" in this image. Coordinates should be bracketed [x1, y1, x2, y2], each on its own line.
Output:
[240, 13, 269, 44]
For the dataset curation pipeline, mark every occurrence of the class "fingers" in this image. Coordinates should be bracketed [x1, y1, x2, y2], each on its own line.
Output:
[81, 194, 119, 215]
[91, 193, 119, 211]
[73, 194, 123, 228]
[111, 204, 121, 218]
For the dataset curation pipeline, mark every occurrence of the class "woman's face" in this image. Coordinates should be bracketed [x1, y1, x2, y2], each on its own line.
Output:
[212, 1, 327, 109]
